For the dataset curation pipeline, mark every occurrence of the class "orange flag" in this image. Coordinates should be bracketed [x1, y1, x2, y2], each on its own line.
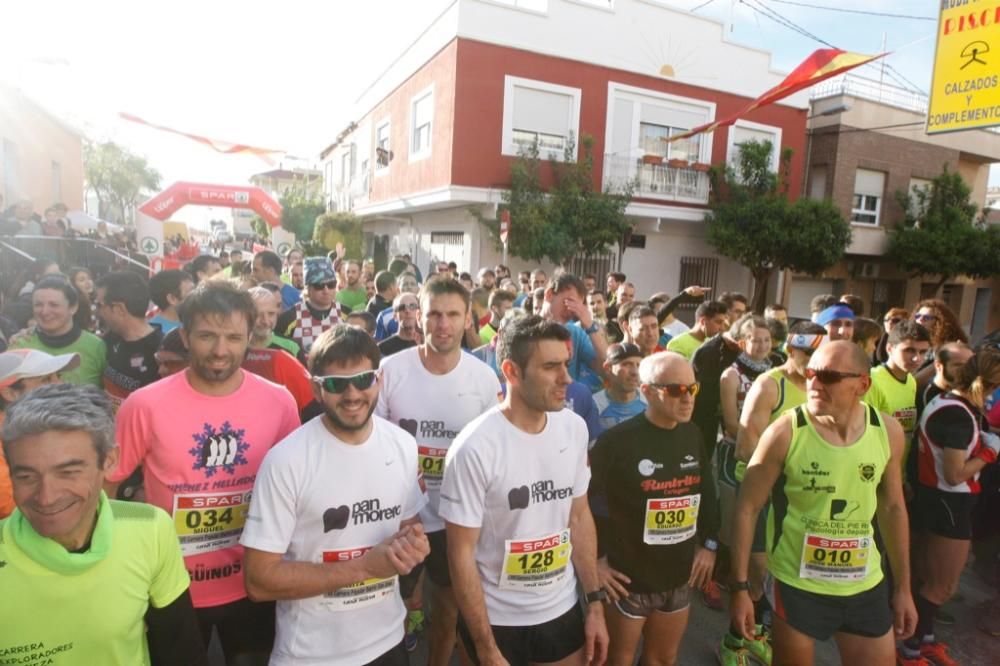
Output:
[119, 112, 285, 165]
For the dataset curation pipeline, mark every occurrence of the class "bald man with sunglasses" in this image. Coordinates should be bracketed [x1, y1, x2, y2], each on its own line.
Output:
[730, 341, 916, 666]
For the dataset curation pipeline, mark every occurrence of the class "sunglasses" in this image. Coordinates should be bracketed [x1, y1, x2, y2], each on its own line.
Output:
[394, 302, 420, 313]
[804, 367, 864, 384]
[914, 313, 937, 323]
[313, 370, 378, 394]
[647, 382, 700, 398]
[310, 280, 337, 291]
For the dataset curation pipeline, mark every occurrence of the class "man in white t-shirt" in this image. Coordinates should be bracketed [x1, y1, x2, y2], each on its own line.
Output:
[377, 277, 502, 665]
[440, 315, 609, 666]
[241, 325, 430, 666]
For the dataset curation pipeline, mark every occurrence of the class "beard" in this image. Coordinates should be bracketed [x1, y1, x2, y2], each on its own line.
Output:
[190, 355, 241, 384]
[323, 399, 377, 432]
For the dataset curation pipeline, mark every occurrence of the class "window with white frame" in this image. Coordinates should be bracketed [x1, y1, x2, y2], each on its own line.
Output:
[411, 88, 434, 159]
[502, 76, 581, 158]
[727, 121, 781, 171]
[375, 120, 391, 171]
[637, 103, 705, 162]
[852, 169, 886, 225]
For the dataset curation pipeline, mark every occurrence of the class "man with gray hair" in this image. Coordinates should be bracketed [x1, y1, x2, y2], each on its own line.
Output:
[0, 384, 206, 664]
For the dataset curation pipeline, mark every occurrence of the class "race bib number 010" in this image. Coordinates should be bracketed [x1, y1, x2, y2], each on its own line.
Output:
[418, 446, 447, 488]
[799, 534, 871, 581]
[172, 490, 251, 557]
[322, 547, 397, 611]
[644, 495, 699, 545]
[499, 529, 572, 591]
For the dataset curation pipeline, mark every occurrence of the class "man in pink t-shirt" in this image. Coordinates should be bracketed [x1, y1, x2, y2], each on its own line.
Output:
[108, 282, 299, 663]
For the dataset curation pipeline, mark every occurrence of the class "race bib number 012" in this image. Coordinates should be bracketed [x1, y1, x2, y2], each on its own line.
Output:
[644, 495, 699, 545]
[418, 446, 447, 488]
[499, 529, 571, 591]
[322, 547, 397, 611]
[799, 534, 871, 581]
[172, 490, 251, 557]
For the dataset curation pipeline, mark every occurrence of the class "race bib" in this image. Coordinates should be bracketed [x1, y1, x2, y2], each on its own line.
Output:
[172, 490, 251, 557]
[894, 407, 917, 434]
[644, 495, 700, 545]
[321, 547, 397, 611]
[499, 530, 572, 591]
[418, 446, 447, 488]
[799, 533, 871, 581]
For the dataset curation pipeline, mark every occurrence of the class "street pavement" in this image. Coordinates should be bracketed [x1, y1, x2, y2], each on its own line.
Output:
[209, 564, 998, 665]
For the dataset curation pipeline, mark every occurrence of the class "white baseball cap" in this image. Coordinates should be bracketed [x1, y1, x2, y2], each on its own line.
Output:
[0, 349, 80, 389]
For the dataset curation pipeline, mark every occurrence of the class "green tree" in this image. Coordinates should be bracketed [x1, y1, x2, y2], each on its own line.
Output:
[249, 215, 271, 240]
[473, 134, 633, 267]
[706, 140, 851, 311]
[887, 166, 1000, 292]
[313, 211, 363, 259]
[279, 184, 326, 242]
[84, 141, 162, 225]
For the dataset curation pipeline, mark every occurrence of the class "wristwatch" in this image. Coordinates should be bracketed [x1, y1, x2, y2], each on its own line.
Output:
[583, 589, 608, 605]
[583, 321, 600, 334]
[730, 581, 751, 592]
[703, 538, 719, 552]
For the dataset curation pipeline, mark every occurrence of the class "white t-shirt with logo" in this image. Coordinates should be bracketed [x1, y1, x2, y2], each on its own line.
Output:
[440, 407, 590, 626]
[240, 416, 426, 666]
[376, 347, 502, 532]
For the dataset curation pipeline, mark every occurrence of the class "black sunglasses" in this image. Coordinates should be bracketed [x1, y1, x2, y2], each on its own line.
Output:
[310, 281, 337, 291]
[313, 370, 378, 394]
[394, 302, 420, 313]
[804, 368, 863, 385]
[647, 382, 700, 398]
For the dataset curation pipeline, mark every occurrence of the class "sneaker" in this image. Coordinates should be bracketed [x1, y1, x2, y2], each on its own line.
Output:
[895, 648, 931, 666]
[404, 609, 425, 652]
[717, 637, 753, 666]
[702, 580, 723, 610]
[719, 630, 771, 666]
[935, 607, 956, 625]
[918, 641, 959, 666]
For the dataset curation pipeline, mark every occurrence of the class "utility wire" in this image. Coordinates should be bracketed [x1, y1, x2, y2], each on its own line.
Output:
[765, 0, 934, 21]
[690, 0, 718, 12]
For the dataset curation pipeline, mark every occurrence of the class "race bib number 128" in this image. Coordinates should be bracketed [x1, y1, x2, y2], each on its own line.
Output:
[499, 529, 571, 591]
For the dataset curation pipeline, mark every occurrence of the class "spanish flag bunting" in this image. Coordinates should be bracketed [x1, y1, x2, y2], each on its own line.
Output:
[119, 112, 285, 165]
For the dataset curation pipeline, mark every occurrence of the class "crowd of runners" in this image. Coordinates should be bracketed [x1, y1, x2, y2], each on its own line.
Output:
[0, 240, 999, 666]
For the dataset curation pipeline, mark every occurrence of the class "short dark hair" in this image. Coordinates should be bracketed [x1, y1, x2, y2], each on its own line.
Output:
[419, 277, 471, 311]
[766, 317, 788, 344]
[496, 314, 571, 370]
[178, 281, 256, 333]
[765, 303, 787, 314]
[853, 317, 882, 344]
[489, 289, 516, 309]
[628, 304, 656, 322]
[255, 250, 282, 275]
[346, 311, 377, 335]
[188, 255, 220, 282]
[33, 275, 78, 307]
[888, 320, 932, 346]
[840, 294, 864, 317]
[549, 273, 586, 299]
[719, 292, 748, 309]
[96, 271, 149, 318]
[309, 323, 381, 375]
[388, 258, 409, 276]
[608, 271, 626, 283]
[696, 300, 728, 320]
[470, 287, 489, 310]
[583, 273, 597, 282]
[810, 294, 839, 314]
[149, 269, 193, 310]
[375, 270, 396, 294]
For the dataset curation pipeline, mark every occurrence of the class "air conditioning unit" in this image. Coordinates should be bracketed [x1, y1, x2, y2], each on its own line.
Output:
[858, 262, 879, 278]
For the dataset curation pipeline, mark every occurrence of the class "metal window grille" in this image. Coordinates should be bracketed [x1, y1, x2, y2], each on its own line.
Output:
[568, 249, 618, 285]
[678, 257, 718, 309]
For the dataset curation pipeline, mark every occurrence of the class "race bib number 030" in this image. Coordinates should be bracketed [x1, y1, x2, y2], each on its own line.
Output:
[418, 446, 447, 488]
[322, 547, 397, 611]
[799, 534, 871, 581]
[499, 529, 571, 591]
[172, 490, 251, 557]
[644, 495, 699, 545]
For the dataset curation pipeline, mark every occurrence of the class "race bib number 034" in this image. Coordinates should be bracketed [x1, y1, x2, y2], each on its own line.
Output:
[418, 446, 447, 488]
[799, 534, 871, 581]
[499, 529, 572, 591]
[322, 547, 397, 611]
[644, 495, 699, 545]
[172, 490, 251, 557]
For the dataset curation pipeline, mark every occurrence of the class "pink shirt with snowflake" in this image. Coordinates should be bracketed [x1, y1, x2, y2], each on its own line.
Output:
[111, 369, 300, 608]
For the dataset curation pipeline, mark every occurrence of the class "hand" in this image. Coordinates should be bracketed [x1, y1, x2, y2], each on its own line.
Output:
[892, 588, 918, 640]
[583, 603, 609, 666]
[729, 589, 756, 641]
[688, 546, 716, 589]
[597, 557, 631, 602]
[564, 297, 593, 328]
[335, 241, 346, 259]
[387, 523, 430, 575]
[683, 286, 711, 298]
[7, 325, 36, 347]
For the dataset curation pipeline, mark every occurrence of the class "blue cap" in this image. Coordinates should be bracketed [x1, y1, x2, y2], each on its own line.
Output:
[815, 304, 855, 327]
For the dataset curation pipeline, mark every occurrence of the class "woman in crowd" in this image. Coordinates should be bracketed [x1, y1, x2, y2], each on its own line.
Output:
[68, 266, 97, 331]
[10, 276, 106, 387]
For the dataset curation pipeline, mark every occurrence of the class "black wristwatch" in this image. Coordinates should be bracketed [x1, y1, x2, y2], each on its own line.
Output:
[583, 589, 608, 605]
[730, 581, 751, 592]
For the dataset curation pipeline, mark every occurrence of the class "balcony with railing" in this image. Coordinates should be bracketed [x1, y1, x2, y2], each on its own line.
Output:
[603, 154, 711, 203]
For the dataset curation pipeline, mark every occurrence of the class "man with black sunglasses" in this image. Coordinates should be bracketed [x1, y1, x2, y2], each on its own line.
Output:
[589, 351, 719, 666]
[242, 325, 430, 666]
[377, 278, 502, 665]
[730, 340, 916, 666]
[276, 257, 346, 355]
[378, 293, 422, 358]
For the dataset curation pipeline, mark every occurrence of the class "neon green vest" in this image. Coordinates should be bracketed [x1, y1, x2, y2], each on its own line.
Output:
[767, 404, 889, 596]
[864, 365, 916, 479]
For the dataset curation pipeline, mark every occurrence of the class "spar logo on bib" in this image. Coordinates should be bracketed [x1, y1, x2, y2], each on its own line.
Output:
[323, 498, 403, 532]
[507, 480, 574, 510]
[189, 422, 251, 477]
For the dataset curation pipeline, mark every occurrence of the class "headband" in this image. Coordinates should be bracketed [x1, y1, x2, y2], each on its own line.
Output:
[815, 304, 855, 326]
[786, 333, 824, 352]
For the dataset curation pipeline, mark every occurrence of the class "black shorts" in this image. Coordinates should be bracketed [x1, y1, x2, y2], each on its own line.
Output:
[425, 528, 451, 587]
[735, 480, 768, 553]
[196, 597, 275, 661]
[766, 576, 891, 641]
[457, 603, 585, 666]
[614, 584, 692, 618]
[916, 487, 977, 540]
